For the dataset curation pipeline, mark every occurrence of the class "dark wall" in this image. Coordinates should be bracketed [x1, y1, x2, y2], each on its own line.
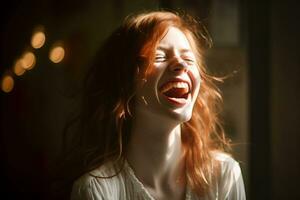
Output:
[271, 1, 300, 199]
[248, 0, 300, 199]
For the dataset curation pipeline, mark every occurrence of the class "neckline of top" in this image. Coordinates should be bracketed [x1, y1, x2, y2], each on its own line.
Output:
[123, 159, 192, 200]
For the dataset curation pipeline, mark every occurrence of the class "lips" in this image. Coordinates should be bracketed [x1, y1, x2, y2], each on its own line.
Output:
[159, 78, 192, 106]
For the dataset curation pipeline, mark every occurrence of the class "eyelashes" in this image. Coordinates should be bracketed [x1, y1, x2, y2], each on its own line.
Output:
[154, 55, 167, 62]
[183, 57, 195, 64]
[154, 55, 195, 64]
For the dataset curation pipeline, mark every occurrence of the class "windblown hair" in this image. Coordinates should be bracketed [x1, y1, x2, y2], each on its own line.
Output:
[55, 10, 231, 198]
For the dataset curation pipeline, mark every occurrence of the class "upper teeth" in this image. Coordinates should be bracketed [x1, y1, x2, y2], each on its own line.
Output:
[160, 81, 189, 93]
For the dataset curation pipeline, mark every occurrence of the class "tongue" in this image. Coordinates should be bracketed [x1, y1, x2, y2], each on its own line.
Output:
[163, 88, 189, 98]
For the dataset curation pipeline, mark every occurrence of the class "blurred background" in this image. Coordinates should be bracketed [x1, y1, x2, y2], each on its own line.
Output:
[0, 0, 299, 199]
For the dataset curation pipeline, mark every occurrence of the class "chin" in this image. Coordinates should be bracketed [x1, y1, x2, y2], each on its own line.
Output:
[170, 109, 193, 123]
[180, 113, 193, 123]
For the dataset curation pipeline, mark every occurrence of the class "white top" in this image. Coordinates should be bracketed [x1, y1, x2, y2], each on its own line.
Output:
[71, 152, 246, 200]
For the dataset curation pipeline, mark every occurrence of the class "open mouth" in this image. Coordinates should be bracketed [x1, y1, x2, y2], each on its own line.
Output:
[159, 80, 191, 106]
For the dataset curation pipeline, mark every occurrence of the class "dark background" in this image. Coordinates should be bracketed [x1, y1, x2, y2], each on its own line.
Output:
[1, 0, 299, 199]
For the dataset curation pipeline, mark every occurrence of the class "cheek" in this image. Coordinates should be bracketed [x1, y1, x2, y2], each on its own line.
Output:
[137, 71, 161, 100]
[194, 66, 201, 84]
[137, 64, 160, 90]
[145, 64, 166, 87]
[195, 75, 201, 96]
[190, 67, 201, 94]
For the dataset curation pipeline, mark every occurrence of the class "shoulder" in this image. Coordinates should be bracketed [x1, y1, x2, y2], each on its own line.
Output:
[212, 151, 241, 176]
[211, 151, 246, 199]
[71, 162, 125, 200]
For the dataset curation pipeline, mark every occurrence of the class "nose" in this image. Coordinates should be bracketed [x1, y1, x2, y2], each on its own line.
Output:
[169, 57, 188, 73]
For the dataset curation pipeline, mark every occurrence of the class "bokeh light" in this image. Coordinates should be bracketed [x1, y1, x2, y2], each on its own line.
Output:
[49, 44, 65, 63]
[1, 75, 14, 93]
[31, 31, 46, 49]
[13, 59, 26, 76]
[21, 51, 36, 70]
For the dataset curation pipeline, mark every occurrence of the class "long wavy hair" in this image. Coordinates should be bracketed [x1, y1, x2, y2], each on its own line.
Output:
[55, 10, 231, 199]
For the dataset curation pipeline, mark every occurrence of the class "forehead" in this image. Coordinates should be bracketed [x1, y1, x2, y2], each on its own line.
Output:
[157, 27, 192, 51]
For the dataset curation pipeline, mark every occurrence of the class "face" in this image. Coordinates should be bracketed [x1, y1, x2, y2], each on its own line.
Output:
[135, 27, 201, 123]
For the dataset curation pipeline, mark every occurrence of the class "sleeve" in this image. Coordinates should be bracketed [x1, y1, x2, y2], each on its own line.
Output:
[218, 157, 246, 200]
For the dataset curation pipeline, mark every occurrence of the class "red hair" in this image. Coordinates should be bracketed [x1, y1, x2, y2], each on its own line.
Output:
[124, 11, 230, 196]
[57, 10, 230, 198]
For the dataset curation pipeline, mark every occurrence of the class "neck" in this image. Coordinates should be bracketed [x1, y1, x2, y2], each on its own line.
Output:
[126, 108, 186, 189]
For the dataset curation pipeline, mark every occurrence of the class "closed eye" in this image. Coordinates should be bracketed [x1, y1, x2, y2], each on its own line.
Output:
[155, 55, 167, 62]
[183, 57, 195, 64]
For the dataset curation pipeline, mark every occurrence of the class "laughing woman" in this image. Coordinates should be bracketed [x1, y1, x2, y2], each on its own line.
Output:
[68, 11, 246, 200]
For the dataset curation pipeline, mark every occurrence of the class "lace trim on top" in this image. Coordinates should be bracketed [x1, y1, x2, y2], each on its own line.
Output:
[124, 160, 192, 200]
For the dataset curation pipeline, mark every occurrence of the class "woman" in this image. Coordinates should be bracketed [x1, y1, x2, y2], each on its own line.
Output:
[69, 10, 246, 200]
